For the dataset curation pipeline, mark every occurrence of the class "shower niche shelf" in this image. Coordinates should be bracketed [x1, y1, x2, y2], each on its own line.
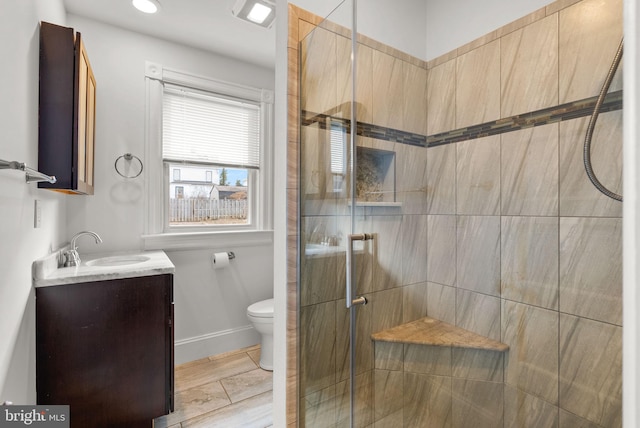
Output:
[355, 147, 397, 205]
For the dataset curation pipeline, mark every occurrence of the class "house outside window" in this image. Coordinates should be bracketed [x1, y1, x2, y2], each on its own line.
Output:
[175, 186, 184, 199]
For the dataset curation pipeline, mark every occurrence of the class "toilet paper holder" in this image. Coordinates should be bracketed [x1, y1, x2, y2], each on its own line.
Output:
[211, 251, 236, 269]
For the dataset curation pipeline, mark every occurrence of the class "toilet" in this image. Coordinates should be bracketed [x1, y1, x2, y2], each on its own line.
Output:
[246, 298, 274, 371]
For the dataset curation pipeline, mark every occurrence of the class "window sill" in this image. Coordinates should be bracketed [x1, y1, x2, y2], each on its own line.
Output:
[142, 230, 273, 251]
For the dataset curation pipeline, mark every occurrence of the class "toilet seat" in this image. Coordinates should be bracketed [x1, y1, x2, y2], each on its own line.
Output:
[247, 298, 274, 318]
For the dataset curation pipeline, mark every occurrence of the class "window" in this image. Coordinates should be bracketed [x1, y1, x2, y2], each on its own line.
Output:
[162, 85, 259, 226]
[144, 63, 273, 245]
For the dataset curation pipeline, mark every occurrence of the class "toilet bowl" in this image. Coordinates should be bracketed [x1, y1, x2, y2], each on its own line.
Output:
[247, 298, 274, 371]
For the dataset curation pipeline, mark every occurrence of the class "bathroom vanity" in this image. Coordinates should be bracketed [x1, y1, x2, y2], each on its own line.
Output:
[33, 251, 175, 428]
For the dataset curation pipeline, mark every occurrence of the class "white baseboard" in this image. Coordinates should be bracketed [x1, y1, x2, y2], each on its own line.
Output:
[175, 324, 260, 364]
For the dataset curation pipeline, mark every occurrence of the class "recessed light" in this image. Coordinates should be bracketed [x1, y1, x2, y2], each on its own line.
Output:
[232, 0, 275, 28]
[247, 3, 272, 24]
[132, 0, 161, 14]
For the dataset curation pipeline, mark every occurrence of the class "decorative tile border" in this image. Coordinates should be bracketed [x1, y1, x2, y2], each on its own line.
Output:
[301, 90, 622, 148]
[428, 90, 622, 147]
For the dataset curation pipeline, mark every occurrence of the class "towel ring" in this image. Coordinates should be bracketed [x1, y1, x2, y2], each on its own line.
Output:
[115, 153, 143, 179]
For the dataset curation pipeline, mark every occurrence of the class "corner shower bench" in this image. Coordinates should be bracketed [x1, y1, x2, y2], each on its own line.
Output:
[371, 316, 509, 352]
[369, 317, 509, 425]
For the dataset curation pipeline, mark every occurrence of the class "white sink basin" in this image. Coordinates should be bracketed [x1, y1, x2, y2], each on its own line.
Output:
[86, 255, 151, 267]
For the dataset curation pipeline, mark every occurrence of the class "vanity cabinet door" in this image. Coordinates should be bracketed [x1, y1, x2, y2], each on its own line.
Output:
[74, 34, 95, 195]
[36, 274, 174, 428]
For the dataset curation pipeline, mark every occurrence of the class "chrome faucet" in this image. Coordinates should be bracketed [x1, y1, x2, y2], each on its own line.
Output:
[64, 231, 103, 267]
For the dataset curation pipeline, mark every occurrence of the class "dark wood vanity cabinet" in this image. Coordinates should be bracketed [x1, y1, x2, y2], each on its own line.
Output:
[36, 274, 174, 428]
[38, 21, 96, 194]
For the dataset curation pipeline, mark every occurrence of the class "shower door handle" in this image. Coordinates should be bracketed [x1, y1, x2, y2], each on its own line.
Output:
[346, 233, 373, 308]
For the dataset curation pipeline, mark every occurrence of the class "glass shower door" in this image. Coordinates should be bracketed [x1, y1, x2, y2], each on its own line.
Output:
[298, 1, 375, 426]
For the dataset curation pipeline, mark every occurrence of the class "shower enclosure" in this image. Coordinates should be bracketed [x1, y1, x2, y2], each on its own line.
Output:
[291, 0, 623, 426]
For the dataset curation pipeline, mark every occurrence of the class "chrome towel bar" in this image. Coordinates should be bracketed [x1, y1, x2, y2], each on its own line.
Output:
[0, 158, 57, 184]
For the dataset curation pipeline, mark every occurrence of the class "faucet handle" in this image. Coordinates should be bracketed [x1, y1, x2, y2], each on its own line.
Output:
[63, 249, 80, 267]
[66, 231, 102, 267]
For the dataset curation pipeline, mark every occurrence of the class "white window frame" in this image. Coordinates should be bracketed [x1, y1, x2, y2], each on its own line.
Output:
[142, 62, 274, 250]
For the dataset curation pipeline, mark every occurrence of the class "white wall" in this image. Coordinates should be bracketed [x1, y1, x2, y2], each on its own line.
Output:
[0, 0, 68, 404]
[291, 0, 427, 60]
[273, 2, 290, 427]
[291, 0, 555, 61]
[425, 0, 555, 60]
[358, 0, 427, 60]
[273, 1, 290, 427]
[168, 247, 273, 363]
[289, 0, 345, 19]
[64, 15, 275, 363]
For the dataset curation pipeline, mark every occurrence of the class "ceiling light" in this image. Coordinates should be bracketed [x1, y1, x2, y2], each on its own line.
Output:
[132, 0, 161, 14]
[247, 3, 272, 24]
[232, 0, 275, 28]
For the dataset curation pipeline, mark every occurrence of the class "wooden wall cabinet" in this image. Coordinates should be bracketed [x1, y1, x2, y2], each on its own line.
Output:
[36, 274, 174, 428]
[38, 21, 96, 194]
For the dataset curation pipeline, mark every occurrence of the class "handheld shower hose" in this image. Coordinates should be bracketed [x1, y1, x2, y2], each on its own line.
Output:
[583, 38, 624, 202]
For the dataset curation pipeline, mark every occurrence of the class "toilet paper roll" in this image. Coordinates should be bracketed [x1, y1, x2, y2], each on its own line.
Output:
[212, 252, 230, 269]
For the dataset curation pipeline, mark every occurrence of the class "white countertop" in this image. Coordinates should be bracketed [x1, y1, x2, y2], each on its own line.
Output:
[33, 250, 175, 288]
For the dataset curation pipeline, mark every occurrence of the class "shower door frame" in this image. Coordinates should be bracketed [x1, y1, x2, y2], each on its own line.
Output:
[345, 2, 368, 427]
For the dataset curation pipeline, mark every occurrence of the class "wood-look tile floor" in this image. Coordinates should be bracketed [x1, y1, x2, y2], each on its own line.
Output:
[154, 345, 273, 428]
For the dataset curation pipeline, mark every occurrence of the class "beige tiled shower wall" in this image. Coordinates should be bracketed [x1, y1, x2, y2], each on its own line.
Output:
[288, 0, 623, 425]
[418, 0, 622, 426]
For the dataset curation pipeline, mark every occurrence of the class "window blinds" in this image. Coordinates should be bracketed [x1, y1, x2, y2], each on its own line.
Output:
[330, 121, 346, 175]
[162, 85, 261, 169]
